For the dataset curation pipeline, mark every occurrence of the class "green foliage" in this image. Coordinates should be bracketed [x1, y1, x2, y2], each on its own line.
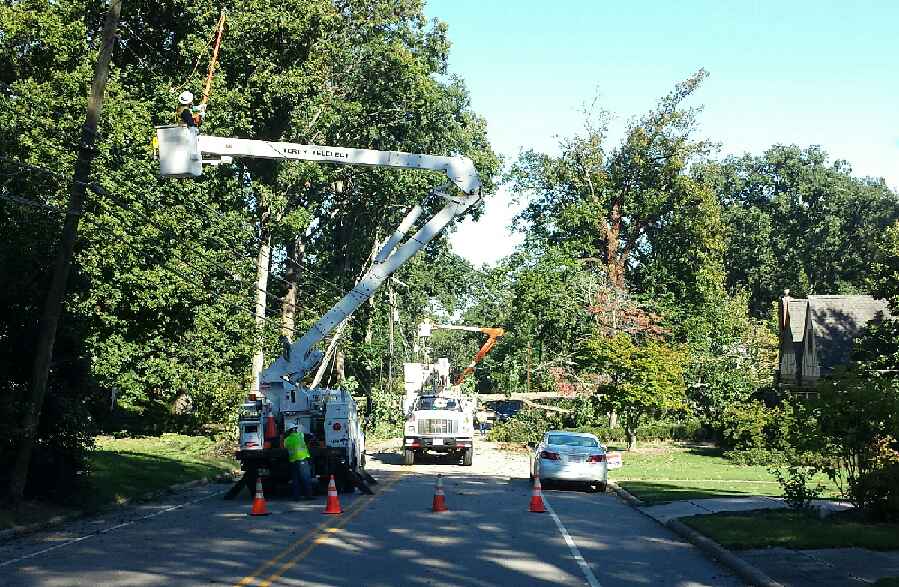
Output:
[719, 399, 793, 452]
[488, 405, 705, 445]
[488, 407, 570, 444]
[509, 70, 714, 292]
[870, 221, 899, 311]
[675, 292, 779, 428]
[568, 420, 707, 444]
[774, 327, 899, 519]
[772, 461, 826, 509]
[577, 332, 688, 448]
[0, 0, 500, 498]
[848, 438, 899, 522]
[695, 145, 899, 317]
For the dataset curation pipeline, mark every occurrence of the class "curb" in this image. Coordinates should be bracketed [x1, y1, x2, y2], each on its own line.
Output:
[607, 481, 645, 507]
[607, 482, 783, 587]
[0, 472, 235, 544]
[666, 519, 785, 587]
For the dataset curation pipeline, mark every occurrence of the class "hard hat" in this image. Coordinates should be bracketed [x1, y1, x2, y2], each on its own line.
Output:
[178, 91, 194, 105]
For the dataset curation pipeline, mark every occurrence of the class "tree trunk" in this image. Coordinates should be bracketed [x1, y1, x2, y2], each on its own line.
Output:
[335, 349, 345, 385]
[608, 411, 618, 428]
[9, 0, 121, 504]
[387, 284, 396, 390]
[626, 428, 637, 451]
[250, 195, 272, 398]
[281, 237, 304, 338]
[606, 201, 625, 290]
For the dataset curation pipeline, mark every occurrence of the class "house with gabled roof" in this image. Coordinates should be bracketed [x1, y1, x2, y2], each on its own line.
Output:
[776, 291, 891, 392]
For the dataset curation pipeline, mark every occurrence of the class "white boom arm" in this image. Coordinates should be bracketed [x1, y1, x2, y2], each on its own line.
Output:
[262, 187, 480, 385]
[154, 126, 483, 387]
[155, 126, 481, 195]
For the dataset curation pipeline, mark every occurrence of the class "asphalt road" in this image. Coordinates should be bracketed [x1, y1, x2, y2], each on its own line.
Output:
[0, 442, 743, 586]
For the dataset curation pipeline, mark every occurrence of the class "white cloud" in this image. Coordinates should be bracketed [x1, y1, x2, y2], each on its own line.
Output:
[450, 186, 524, 267]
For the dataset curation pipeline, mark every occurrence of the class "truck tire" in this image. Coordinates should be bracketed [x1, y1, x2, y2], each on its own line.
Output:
[462, 447, 473, 466]
[404, 449, 415, 465]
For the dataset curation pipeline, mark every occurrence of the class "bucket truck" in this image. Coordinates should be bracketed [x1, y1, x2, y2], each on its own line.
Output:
[155, 125, 482, 493]
[400, 321, 504, 466]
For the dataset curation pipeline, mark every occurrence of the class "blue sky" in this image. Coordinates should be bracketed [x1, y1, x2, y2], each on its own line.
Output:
[424, 1, 899, 265]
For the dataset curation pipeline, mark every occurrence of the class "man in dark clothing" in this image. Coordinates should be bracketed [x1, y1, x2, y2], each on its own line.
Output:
[284, 426, 314, 500]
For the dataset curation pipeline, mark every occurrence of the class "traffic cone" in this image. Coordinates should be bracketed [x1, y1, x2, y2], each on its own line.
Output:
[432, 474, 448, 512]
[263, 415, 277, 449]
[529, 477, 546, 513]
[323, 475, 342, 514]
[250, 476, 270, 516]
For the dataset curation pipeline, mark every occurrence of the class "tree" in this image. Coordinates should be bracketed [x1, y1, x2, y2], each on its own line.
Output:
[509, 69, 712, 291]
[695, 146, 899, 316]
[577, 333, 687, 450]
[0, 0, 499, 498]
[870, 221, 899, 310]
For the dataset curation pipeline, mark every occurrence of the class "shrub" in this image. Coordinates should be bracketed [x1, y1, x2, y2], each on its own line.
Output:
[569, 419, 707, 445]
[724, 447, 784, 466]
[848, 437, 899, 521]
[719, 399, 792, 452]
[488, 407, 569, 444]
[772, 460, 826, 510]
[489, 408, 708, 446]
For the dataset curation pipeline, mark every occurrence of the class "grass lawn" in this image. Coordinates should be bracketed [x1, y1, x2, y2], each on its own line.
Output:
[0, 434, 236, 530]
[875, 579, 899, 587]
[681, 508, 899, 551]
[608, 442, 840, 505]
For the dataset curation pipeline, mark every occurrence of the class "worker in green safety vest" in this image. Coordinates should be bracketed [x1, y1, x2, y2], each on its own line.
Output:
[284, 426, 314, 500]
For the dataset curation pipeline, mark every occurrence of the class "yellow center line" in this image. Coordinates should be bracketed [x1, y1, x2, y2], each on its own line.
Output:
[256, 473, 406, 587]
[234, 472, 406, 587]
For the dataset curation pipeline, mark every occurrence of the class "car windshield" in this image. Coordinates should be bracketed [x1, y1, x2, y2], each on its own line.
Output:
[415, 397, 460, 411]
[546, 434, 599, 448]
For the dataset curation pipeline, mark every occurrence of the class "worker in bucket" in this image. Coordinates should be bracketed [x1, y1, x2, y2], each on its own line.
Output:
[175, 91, 205, 128]
[284, 425, 314, 500]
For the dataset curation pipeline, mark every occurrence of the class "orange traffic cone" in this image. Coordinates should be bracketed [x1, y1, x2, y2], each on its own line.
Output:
[250, 476, 270, 516]
[529, 477, 546, 513]
[323, 475, 342, 514]
[263, 415, 277, 449]
[432, 474, 448, 512]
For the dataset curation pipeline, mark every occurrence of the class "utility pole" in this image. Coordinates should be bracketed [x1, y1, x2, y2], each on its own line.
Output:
[10, 0, 122, 502]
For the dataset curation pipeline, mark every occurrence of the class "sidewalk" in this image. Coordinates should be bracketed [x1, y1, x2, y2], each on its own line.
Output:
[640, 496, 852, 524]
[639, 497, 898, 587]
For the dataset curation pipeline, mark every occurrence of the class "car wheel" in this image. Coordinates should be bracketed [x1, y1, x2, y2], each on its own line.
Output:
[462, 447, 473, 466]
[403, 449, 415, 466]
[593, 481, 608, 493]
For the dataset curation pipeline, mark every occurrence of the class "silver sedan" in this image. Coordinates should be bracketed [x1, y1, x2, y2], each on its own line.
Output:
[530, 431, 608, 491]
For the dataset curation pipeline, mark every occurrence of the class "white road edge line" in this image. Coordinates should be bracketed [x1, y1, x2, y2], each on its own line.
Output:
[0, 488, 227, 569]
[543, 496, 603, 587]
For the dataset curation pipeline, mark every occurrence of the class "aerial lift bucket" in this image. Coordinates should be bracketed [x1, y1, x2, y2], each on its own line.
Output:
[155, 125, 203, 178]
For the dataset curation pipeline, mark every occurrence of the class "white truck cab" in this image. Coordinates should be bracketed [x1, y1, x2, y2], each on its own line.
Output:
[402, 360, 474, 466]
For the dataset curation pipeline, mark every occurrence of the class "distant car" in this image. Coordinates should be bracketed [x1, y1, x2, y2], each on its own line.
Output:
[530, 431, 608, 491]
